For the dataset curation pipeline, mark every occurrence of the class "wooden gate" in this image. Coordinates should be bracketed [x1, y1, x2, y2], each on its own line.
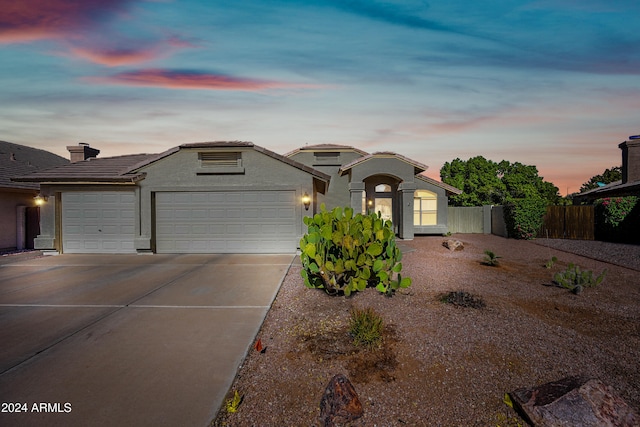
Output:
[538, 205, 594, 240]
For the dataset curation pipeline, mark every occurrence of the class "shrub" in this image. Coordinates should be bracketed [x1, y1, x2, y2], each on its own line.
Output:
[349, 307, 384, 349]
[482, 250, 501, 266]
[299, 204, 411, 296]
[503, 198, 547, 240]
[595, 196, 639, 243]
[552, 263, 606, 294]
[544, 256, 558, 269]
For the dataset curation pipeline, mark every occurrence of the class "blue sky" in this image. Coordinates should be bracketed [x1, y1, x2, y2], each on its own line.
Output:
[2, 0, 639, 194]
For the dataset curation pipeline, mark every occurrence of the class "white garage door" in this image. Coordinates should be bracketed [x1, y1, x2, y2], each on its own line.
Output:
[62, 192, 135, 254]
[155, 191, 298, 253]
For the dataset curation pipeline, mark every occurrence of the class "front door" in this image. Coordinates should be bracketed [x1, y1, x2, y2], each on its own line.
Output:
[374, 198, 393, 222]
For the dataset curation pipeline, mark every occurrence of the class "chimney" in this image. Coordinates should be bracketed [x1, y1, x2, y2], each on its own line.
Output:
[67, 142, 100, 163]
[619, 137, 640, 184]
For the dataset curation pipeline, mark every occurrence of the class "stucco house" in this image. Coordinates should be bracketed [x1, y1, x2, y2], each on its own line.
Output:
[573, 136, 640, 203]
[1, 141, 69, 251]
[13, 141, 460, 254]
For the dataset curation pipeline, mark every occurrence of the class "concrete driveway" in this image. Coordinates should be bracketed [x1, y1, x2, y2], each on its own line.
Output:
[0, 253, 294, 426]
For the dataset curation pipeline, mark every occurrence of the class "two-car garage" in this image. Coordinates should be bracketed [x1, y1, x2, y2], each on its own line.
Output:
[61, 190, 300, 254]
[154, 190, 299, 254]
[25, 142, 330, 255]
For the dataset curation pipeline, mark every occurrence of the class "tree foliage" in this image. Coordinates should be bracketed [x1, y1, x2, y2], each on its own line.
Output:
[579, 166, 622, 193]
[440, 156, 560, 206]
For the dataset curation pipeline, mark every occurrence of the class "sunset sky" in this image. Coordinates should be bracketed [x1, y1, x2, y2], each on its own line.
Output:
[1, 0, 639, 195]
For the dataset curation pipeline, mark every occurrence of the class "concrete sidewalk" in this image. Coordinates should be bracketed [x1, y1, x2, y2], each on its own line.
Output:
[0, 253, 294, 426]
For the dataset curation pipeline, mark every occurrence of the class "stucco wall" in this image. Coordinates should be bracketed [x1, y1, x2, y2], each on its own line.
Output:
[288, 150, 363, 209]
[135, 147, 318, 251]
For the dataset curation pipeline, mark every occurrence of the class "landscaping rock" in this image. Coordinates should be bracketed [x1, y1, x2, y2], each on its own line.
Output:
[319, 374, 364, 427]
[510, 376, 640, 427]
[443, 239, 464, 251]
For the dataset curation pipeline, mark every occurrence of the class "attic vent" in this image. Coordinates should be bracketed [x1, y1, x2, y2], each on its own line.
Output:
[199, 152, 241, 167]
[314, 151, 340, 164]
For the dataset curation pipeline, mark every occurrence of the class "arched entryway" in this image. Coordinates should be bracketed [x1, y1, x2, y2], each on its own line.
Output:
[363, 175, 401, 233]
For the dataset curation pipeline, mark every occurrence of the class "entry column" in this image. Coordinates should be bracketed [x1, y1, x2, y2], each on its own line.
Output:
[349, 182, 365, 214]
[397, 182, 416, 240]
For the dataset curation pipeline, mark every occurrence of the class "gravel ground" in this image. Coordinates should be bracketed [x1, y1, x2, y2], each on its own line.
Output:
[531, 238, 640, 271]
[213, 234, 640, 427]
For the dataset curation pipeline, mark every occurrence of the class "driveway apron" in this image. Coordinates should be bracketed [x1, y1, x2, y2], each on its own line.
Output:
[0, 253, 293, 426]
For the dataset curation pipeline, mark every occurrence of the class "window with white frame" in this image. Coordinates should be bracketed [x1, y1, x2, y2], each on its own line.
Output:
[414, 190, 437, 225]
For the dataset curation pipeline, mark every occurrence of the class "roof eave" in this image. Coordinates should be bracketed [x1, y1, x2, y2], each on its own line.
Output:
[339, 153, 427, 175]
[12, 173, 147, 184]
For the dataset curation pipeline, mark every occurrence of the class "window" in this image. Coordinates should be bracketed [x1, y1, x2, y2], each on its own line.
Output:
[414, 190, 437, 226]
[199, 152, 241, 167]
[375, 184, 392, 193]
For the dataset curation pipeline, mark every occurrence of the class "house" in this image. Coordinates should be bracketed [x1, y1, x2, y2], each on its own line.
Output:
[13, 141, 460, 254]
[574, 136, 640, 203]
[1, 141, 69, 252]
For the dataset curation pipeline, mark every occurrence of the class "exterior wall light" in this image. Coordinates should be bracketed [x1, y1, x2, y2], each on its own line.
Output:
[34, 194, 48, 206]
[302, 192, 311, 211]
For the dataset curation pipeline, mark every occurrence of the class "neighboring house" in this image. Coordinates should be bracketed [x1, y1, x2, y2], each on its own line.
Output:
[574, 136, 640, 203]
[14, 141, 460, 254]
[1, 141, 69, 251]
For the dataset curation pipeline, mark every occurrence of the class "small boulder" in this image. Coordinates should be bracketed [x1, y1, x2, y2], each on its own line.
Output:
[510, 376, 639, 427]
[320, 374, 364, 427]
[443, 239, 464, 251]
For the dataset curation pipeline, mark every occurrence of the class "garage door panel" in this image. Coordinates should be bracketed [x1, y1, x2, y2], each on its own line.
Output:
[279, 207, 295, 218]
[156, 190, 298, 253]
[62, 192, 135, 254]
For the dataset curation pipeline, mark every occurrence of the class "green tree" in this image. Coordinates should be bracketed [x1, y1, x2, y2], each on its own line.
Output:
[440, 156, 559, 206]
[579, 166, 622, 193]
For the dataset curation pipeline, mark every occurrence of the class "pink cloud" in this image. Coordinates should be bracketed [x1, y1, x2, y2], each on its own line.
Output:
[85, 69, 325, 91]
[69, 47, 163, 66]
[67, 35, 198, 66]
[0, 0, 131, 43]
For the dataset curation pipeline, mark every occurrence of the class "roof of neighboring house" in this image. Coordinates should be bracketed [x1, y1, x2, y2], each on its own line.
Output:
[339, 151, 428, 175]
[1, 140, 70, 190]
[573, 179, 640, 201]
[13, 141, 332, 184]
[284, 144, 369, 157]
[13, 153, 152, 183]
[416, 174, 463, 195]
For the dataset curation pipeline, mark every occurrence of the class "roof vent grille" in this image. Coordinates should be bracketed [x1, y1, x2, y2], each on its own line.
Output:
[199, 151, 241, 167]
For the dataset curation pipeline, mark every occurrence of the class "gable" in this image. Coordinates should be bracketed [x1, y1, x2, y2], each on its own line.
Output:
[136, 144, 329, 188]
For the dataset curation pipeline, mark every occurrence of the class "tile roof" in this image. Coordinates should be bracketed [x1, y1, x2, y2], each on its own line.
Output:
[339, 151, 428, 174]
[13, 153, 152, 183]
[13, 142, 331, 183]
[1, 141, 69, 190]
[416, 174, 463, 195]
[284, 144, 368, 157]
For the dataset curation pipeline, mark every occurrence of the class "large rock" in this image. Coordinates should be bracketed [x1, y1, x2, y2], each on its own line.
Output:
[443, 239, 464, 251]
[319, 374, 364, 427]
[510, 376, 639, 426]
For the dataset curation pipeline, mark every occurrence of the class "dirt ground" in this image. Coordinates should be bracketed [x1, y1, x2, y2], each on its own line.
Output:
[212, 234, 640, 426]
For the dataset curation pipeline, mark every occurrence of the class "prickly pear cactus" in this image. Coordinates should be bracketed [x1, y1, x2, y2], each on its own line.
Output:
[552, 263, 607, 293]
[299, 204, 411, 296]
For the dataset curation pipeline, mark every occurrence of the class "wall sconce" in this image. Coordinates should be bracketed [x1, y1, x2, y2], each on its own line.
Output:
[367, 199, 373, 207]
[302, 192, 311, 211]
[34, 193, 48, 206]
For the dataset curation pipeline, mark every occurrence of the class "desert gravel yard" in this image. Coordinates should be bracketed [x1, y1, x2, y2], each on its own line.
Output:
[213, 234, 640, 426]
